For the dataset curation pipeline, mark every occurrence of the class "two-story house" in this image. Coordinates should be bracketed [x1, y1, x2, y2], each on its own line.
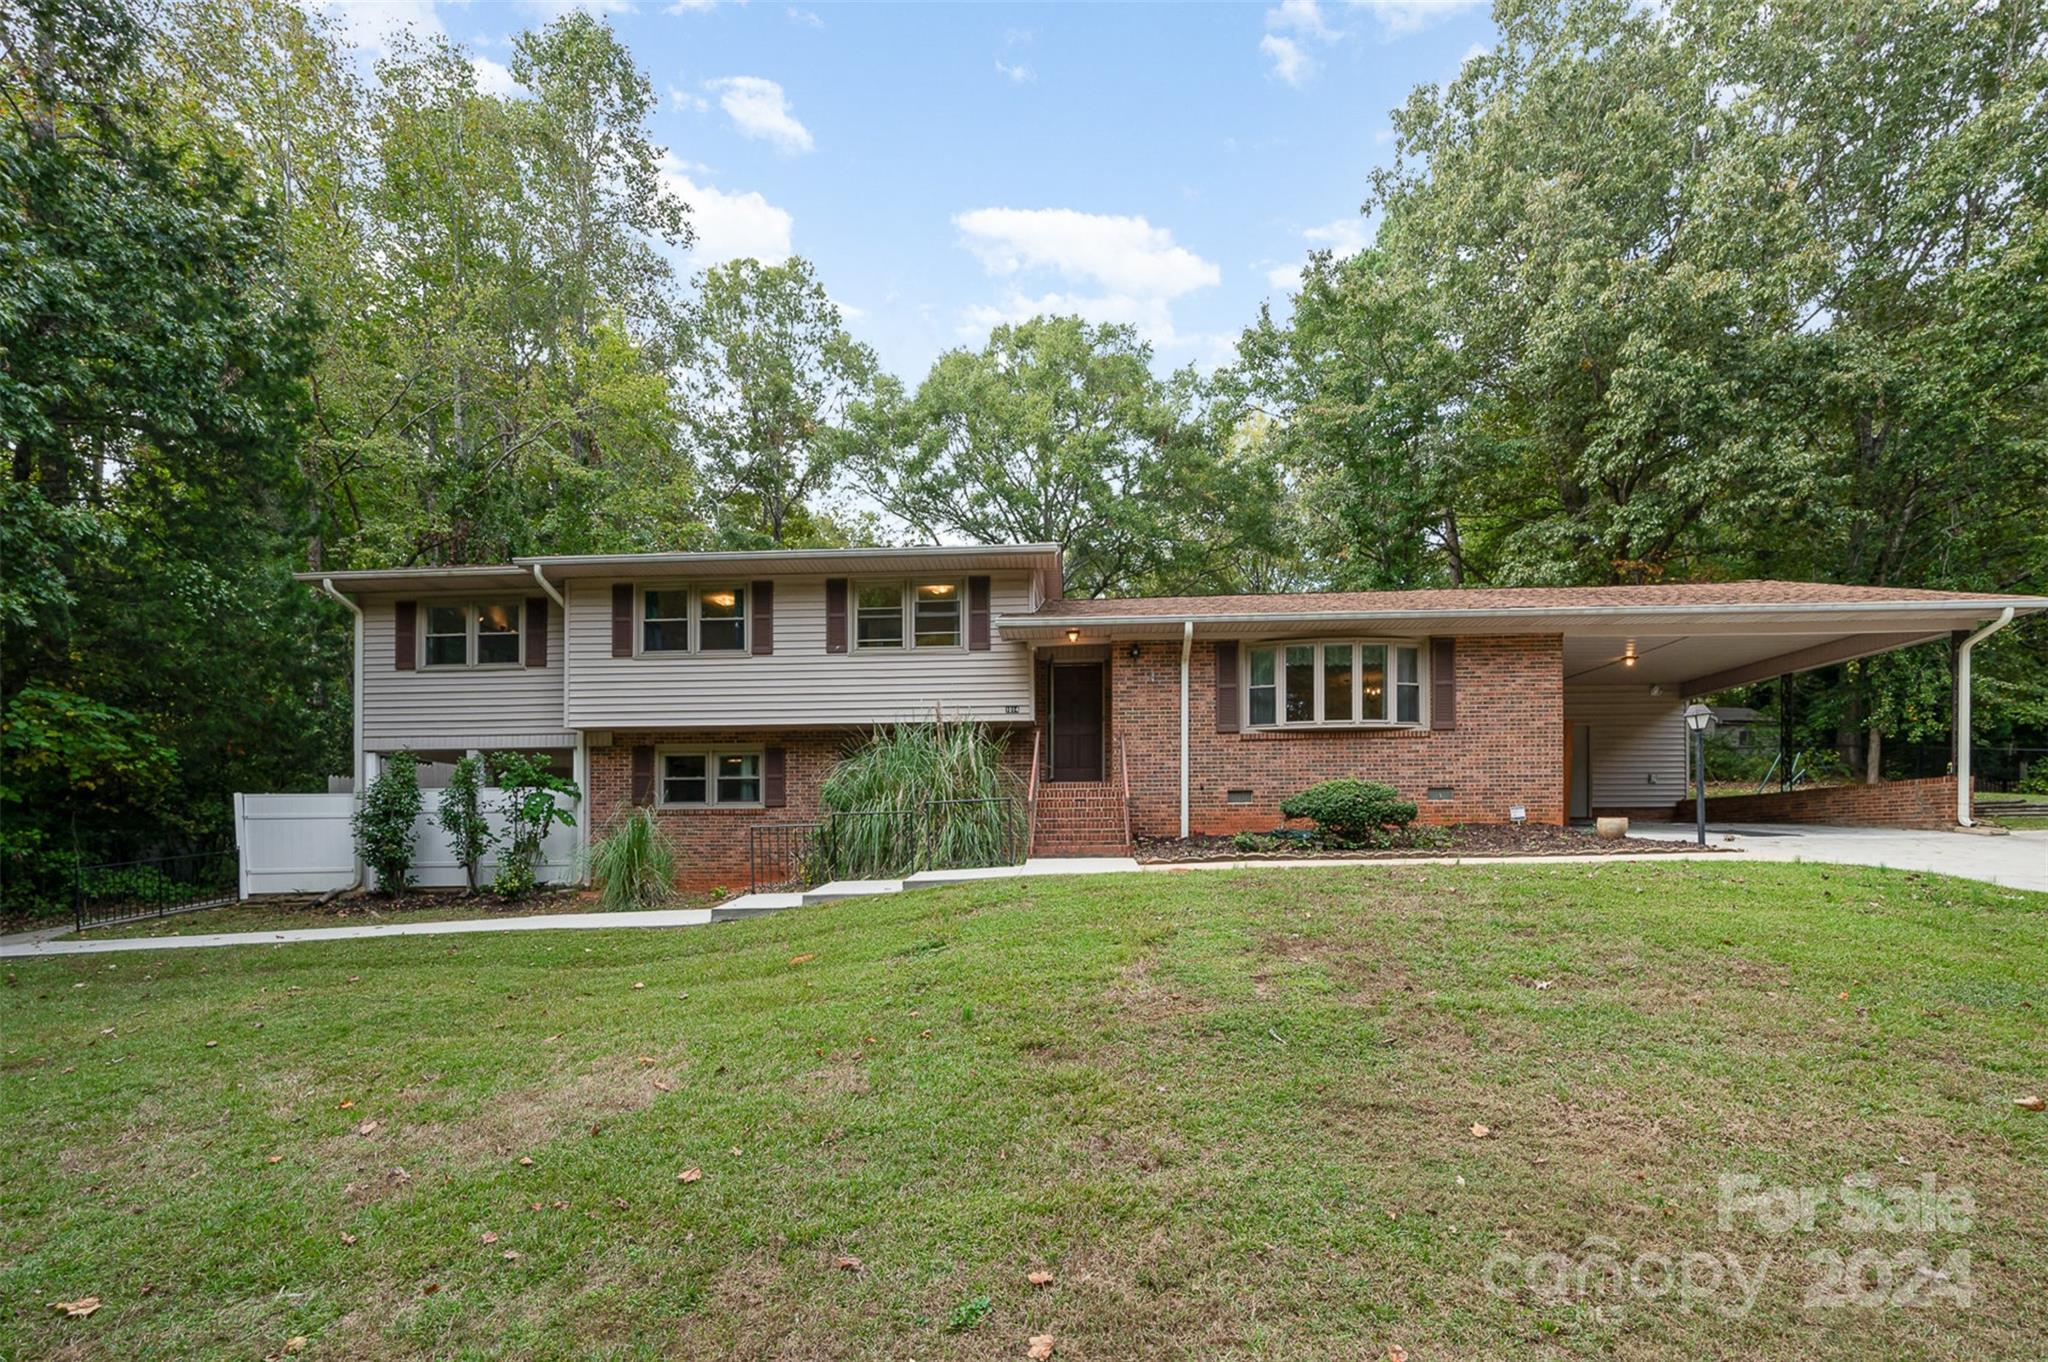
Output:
[302, 546, 2043, 887]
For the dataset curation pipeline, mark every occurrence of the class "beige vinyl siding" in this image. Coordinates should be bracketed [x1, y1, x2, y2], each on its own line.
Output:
[360, 595, 571, 750]
[1564, 686, 1687, 807]
[565, 573, 1037, 729]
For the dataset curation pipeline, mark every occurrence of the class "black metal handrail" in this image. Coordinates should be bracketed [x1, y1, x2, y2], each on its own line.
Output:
[75, 849, 239, 932]
[748, 796, 1029, 894]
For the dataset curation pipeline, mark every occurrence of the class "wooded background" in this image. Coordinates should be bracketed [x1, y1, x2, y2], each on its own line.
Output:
[4, 0, 2044, 914]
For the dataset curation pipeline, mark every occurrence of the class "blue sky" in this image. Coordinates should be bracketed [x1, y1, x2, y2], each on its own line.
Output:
[330, 0, 1498, 380]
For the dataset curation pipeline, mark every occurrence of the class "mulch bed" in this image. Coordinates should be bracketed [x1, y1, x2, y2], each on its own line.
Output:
[1135, 823, 1718, 864]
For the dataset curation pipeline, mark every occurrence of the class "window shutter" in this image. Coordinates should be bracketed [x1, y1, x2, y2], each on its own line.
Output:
[631, 745, 655, 805]
[1430, 638, 1457, 730]
[825, 578, 848, 653]
[394, 601, 417, 671]
[763, 745, 787, 807]
[611, 584, 633, 658]
[967, 576, 992, 650]
[1214, 639, 1239, 733]
[751, 580, 774, 655]
[525, 597, 548, 667]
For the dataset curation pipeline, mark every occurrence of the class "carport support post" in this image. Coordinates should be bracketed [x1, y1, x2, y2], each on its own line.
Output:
[1954, 608, 2016, 826]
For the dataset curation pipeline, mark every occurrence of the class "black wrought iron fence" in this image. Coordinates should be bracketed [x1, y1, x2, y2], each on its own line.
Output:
[76, 849, 239, 932]
[748, 798, 1029, 894]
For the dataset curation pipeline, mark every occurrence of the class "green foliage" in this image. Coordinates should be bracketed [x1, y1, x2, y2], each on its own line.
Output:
[943, 1295, 992, 1333]
[2019, 765, 2048, 797]
[353, 752, 422, 893]
[1279, 780, 1418, 847]
[437, 755, 493, 892]
[487, 752, 578, 900]
[585, 808, 677, 911]
[810, 723, 1022, 882]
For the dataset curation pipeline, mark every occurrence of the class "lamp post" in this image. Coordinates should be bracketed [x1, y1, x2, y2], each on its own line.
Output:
[1684, 703, 1714, 846]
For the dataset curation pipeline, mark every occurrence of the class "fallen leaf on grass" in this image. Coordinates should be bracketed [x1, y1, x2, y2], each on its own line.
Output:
[637, 1055, 655, 1065]
[501, 1250, 521, 1261]
[340, 1233, 358, 1245]
[52, 1296, 100, 1317]
[284, 1337, 307, 1353]
[518, 1156, 534, 1166]
[1027, 1270, 1055, 1287]
[728, 1146, 742, 1157]
[632, 982, 645, 990]
[788, 953, 815, 965]
[653, 1080, 673, 1092]
[267, 1155, 284, 1164]
[1027, 1335, 1056, 1360]
[1388, 1347, 1409, 1362]
[1471, 1123, 1491, 1138]
[678, 1167, 702, 1183]
[833, 1255, 862, 1272]
[356, 1120, 380, 1138]
[204, 1040, 218, 1049]
[2017, 1096, 2045, 1112]
[481, 1231, 498, 1244]
[337, 1099, 355, 1110]
[422, 1283, 440, 1296]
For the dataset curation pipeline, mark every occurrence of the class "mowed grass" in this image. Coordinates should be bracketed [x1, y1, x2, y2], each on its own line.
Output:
[2, 863, 2044, 1360]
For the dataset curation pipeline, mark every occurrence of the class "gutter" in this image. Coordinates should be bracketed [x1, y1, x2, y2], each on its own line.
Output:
[1955, 607, 2016, 827]
[1179, 619, 1193, 840]
[529, 562, 565, 609]
[319, 578, 367, 891]
[993, 598, 2047, 633]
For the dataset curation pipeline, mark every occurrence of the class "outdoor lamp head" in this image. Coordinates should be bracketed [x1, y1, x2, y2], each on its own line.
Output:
[1684, 703, 1713, 732]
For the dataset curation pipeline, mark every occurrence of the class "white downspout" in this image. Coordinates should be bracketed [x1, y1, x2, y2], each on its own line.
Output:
[320, 578, 367, 890]
[1955, 607, 2015, 826]
[1179, 620, 1194, 839]
[530, 564, 584, 878]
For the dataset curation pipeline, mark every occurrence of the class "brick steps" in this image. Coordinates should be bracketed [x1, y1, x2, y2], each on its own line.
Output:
[1033, 781, 1130, 856]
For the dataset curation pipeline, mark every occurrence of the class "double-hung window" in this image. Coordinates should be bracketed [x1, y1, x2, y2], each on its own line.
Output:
[641, 586, 746, 655]
[856, 581, 963, 650]
[658, 748, 762, 807]
[421, 601, 523, 668]
[1243, 640, 1425, 728]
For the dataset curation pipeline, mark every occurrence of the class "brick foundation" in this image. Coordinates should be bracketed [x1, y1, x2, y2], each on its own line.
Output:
[1101, 635, 1566, 836]
[1690, 776, 1963, 829]
[589, 728, 1033, 891]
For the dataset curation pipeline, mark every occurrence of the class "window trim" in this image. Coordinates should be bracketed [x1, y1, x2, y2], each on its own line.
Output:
[852, 578, 967, 653]
[654, 745, 765, 808]
[1242, 638, 1428, 730]
[635, 584, 750, 657]
[419, 600, 526, 671]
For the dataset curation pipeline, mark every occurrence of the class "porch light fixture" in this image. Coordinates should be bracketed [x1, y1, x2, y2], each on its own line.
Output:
[1065, 627, 1080, 643]
[1622, 640, 1638, 667]
[1684, 703, 1714, 845]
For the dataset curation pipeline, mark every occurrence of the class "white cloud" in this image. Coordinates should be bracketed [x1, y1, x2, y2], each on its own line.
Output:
[1265, 262, 1306, 291]
[661, 156, 795, 265]
[1269, 0, 1338, 39]
[470, 55, 519, 96]
[1259, 33, 1313, 86]
[1304, 215, 1371, 255]
[665, 0, 719, 11]
[707, 76, 814, 154]
[995, 59, 1035, 84]
[1461, 40, 1490, 65]
[668, 85, 709, 113]
[323, 0, 443, 56]
[1345, 0, 1488, 37]
[787, 6, 824, 26]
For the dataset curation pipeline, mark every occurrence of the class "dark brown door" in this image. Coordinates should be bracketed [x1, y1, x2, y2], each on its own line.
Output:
[1050, 663, 1104, 781]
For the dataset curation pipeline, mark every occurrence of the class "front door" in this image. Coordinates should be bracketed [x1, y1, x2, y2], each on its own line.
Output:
[1050, 663, 1104, 782]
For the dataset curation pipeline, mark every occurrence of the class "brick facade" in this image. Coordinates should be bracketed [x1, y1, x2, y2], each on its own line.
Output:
[588, 727, 1035, 891]
[1100, 635, 1566, 836]
[1690, 775, 1963, 829]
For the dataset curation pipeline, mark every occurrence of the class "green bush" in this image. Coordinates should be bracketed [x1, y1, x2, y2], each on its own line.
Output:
[2018, 763, 2048, 796]
[353, 751, 422, 893]
[1279, 778, 1417, 846]
[487, 751, 578, 899]
[437, 755, 493, 892]
[810, 722, 1021, 882]
[586, 807, 676, 910]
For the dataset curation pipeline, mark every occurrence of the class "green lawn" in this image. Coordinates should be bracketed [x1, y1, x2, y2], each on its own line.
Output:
[3, 863, 2044, 1360]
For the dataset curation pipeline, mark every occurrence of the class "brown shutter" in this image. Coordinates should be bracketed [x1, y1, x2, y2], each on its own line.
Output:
[630, 745, 655, 805]
[394, 601, 417, 671]
[763, 745, 787, 807]
[825, 578, 848, 653]
[967, 576, 992, 650]
[611, 583, 633, 658]
[751, 580, 774, 655]
[1214, 639, 1239, 733]
[524, 597, 548, 667]
[1430, 638, 1457, 730]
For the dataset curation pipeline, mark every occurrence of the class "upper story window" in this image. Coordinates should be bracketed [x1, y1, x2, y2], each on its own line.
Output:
[641, 585, 747, 655]
[421, 601, 523, 669]
[1246, 640, 1423, 728]
[856, 580, 964, 650]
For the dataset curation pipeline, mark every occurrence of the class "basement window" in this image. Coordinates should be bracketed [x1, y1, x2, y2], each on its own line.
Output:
[1225, 789, 1255, 805]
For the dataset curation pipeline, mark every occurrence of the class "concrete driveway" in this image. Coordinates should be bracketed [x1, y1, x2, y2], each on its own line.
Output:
[1629, 821, 2048, 893]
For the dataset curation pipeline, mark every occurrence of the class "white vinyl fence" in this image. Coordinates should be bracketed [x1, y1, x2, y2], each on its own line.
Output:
[234, 790, 578, 897]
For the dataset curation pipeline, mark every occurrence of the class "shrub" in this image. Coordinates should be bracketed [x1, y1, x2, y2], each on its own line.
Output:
[1279, 778, 1417, 846]
[437, 755, 493, 892]
[586, 807, 676, 911]
[811, 722, 1022, 881]
[2019, 762, 2048, 796]
[354, 751, 422, 894]
[488, 752, 578, 899]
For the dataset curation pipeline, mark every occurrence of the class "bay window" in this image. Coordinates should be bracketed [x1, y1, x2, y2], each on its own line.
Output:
[1243, 640, 1425, 728]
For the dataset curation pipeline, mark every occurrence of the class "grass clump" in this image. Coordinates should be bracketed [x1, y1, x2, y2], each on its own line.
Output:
[810, 722, 1023, 881]
[585, 807, 677, 910]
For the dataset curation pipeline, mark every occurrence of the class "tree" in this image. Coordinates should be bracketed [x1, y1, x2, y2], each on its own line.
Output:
[353, 752, 422, 893]
[850, 316, 1281, 598]
[675, 257, 880, 547]
[488, 752, 577, 899]
[437, 754, 492, 892]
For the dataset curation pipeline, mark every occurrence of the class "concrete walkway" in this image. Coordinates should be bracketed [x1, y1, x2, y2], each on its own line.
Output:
[4, 835, 2036, 960]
